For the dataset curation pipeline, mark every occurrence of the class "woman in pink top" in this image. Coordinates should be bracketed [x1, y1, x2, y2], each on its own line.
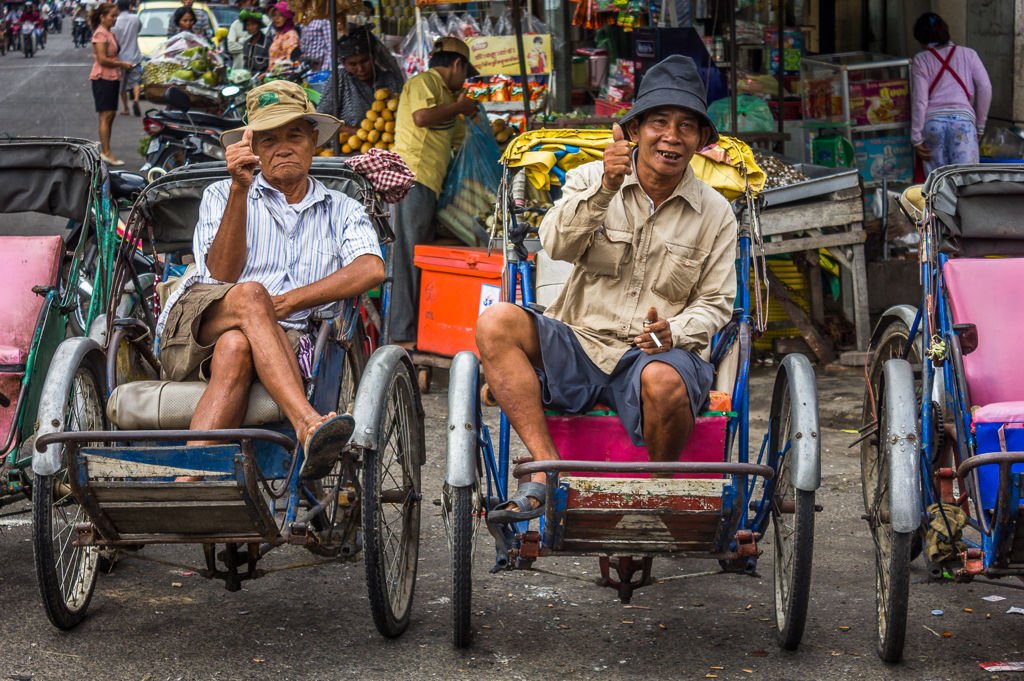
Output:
[910, 12, 992, 175]
[90, 2, 132, 166]
[268, 2, 299, 67]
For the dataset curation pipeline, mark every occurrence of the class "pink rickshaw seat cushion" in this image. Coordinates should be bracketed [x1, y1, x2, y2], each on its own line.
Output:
[0, 236, 64, 356]
[0, 235, 64, 448]
[943, 258, 1024, 411]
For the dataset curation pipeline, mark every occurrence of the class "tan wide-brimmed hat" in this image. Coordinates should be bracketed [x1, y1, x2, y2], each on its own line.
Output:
[221, 80, 341, 148]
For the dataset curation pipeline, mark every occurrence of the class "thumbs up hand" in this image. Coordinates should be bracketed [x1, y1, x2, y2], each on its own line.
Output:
[602, 123, 634, 192]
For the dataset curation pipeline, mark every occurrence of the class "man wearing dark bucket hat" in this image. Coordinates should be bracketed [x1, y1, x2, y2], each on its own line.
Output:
[154, 80, 385, 479]
[478, 55, 738, 522]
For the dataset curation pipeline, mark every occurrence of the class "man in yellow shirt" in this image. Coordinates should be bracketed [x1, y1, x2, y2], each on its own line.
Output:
[389, 37, 478, 347]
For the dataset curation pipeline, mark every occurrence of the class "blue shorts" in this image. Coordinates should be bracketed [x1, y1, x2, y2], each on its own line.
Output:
[527, 309, 715, 447]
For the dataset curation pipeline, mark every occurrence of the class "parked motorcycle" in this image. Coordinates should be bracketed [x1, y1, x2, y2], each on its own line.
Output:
[140, 86, 244, 180]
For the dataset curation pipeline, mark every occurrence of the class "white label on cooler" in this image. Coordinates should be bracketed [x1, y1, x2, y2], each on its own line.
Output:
[478, 284, 501, 317]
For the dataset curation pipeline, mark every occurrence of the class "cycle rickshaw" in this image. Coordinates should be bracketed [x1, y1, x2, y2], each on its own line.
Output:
[30, 159, 425, 638]
[441, 130, 822, 650]
[860, 164, 1024, 663]
[0, 137, 143, 512]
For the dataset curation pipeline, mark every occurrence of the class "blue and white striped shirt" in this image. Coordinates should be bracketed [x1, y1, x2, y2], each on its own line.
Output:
[155, 174, 382, 342]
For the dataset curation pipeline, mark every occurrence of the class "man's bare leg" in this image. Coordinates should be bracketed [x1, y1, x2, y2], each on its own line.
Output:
[640, 361, 694, 477]
[476, 303, 558, 510]
[190, 330, 255, 439]
[196, 282, 330, 442]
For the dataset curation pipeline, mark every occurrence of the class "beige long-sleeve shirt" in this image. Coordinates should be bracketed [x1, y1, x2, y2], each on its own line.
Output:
[539, 160, 737, 374]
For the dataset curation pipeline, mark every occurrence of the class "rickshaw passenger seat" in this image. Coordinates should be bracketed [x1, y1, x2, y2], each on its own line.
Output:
[943, 257, 1024, 408]
[106, 380, 285, 430]
[0, 235, 63, 357]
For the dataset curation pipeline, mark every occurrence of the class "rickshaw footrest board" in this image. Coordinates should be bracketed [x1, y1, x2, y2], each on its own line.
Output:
[71, 446, 280, 544]
[557, 477, 726, 553]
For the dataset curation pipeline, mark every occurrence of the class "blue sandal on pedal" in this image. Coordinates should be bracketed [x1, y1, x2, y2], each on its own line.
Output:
[487, 481, 547, 524]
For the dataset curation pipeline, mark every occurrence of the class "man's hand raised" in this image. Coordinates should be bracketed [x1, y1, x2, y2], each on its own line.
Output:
[226, 127, 261, 188]
[602, 123, 634, 193]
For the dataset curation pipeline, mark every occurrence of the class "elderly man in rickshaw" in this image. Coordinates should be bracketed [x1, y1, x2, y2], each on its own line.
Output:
[477, 55, 738, 522]
[156, 80, 385, 478]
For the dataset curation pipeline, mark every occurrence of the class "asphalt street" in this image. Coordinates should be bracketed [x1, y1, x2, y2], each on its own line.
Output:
[2, 29, 1024, 681]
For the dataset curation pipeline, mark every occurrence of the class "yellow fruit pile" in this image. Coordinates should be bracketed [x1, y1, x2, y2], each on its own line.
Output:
[341, 88, 400, 154]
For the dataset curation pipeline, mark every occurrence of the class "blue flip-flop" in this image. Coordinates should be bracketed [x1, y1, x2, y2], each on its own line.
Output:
[301, 414, 355, 479]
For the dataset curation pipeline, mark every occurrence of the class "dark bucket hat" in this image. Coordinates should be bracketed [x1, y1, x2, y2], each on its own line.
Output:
[620, 55, 719, 144]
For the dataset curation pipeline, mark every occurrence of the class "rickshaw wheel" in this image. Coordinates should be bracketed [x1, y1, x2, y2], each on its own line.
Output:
[768, 360, 815, 651]
[308, 338, 368, 556]
[861, 320, 922, 511]
[443, 484, 476, 648]
[361, 358, 423, 638]
[32, 364, 104, 630]
[868, 360, 915, 664]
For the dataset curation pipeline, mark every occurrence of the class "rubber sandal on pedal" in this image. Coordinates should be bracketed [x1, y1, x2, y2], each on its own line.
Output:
[487, 481, 547, 524]
[301, 414, 355, 479]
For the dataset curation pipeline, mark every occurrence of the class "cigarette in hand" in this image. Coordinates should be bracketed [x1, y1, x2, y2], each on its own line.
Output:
[643, 320, 662, 348]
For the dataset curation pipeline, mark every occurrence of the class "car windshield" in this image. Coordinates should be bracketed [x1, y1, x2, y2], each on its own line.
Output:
[208, 5, 238, 27]
[138, 7, 214, 36]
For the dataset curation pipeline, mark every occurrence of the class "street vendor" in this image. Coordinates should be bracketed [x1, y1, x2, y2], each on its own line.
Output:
[476, 55, 738, 523]
[316, 25, 405, 138]
[389, 36, 478, 348]
[155, 80, 385, 478]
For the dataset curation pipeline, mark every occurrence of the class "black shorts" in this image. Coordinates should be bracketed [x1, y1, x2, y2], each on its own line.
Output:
[526, 308, 715, 447]
[91, 78, 120, 112]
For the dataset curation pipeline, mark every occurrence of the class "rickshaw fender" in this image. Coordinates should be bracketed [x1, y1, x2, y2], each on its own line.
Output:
[349, 344, 426, 466]
[87, 313, 108, 346]
[882, 359, 922, 533]
[871, 305, 920, 351]
[32, 337, 107, 476]
[776, 353, 821, 492]
[446, 351, 480, 487]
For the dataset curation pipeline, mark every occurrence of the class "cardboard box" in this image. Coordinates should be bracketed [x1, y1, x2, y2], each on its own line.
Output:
[853, 134, 914, 183]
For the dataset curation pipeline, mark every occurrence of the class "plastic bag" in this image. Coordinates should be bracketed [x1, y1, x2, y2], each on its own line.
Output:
[707, 95, 776, 133]
[448, 12, 481, 39]
[435, 115, 503, 247]
[399, 16, 439, 77]
[142, 32, 225, 91]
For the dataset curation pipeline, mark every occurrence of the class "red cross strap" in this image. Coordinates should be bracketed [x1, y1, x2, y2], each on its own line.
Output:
[927, 45, 971, 99]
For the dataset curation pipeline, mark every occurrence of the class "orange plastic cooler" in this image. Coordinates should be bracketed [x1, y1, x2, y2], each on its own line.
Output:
[414, 245, 504, 357]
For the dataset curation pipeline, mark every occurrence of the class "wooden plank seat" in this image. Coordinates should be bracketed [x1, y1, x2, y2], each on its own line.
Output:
[541, 394, 736, 554]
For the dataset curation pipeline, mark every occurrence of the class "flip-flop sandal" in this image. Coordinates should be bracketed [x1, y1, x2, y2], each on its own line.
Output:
[487, 481, 547, 524]
[301, 414, 355, 479]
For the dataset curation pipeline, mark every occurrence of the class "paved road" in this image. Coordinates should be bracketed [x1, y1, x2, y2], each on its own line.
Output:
[2, 31, 1024, 681]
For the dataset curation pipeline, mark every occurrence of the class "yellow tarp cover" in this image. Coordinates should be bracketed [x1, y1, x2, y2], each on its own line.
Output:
[500, 128, 766, 199]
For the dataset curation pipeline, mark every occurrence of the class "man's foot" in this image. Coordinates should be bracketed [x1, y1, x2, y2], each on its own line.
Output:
[301, 413, 356, 479]
[488, 479, 547, 524]
[100, 153, 125, 167]
[132, 101, 141, 116]
[120, 109, 130, 116]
